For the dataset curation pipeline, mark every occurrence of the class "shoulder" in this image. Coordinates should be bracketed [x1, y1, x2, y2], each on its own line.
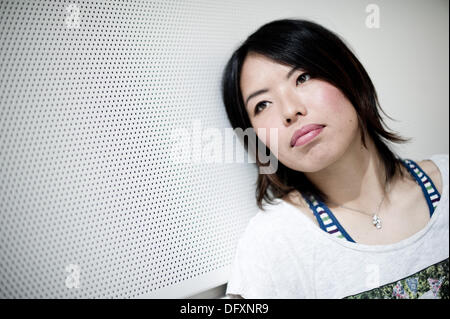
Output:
[242, 202, 287, 240]
[238, 197, 314, 248]
[235, 210, 276, 251]
[417, 154, 448, 195]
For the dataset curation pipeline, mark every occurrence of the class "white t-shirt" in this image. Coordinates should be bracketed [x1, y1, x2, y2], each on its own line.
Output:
[226, 154, 449, 299]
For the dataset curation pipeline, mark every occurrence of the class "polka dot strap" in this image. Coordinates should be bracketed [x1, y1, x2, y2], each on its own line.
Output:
[301, 193, 356, 242]
[401, 158, 441, 216]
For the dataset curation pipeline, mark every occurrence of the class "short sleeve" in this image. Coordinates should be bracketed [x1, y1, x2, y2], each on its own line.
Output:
[225, 223, 278, 299]
[430, 154, 448, 185]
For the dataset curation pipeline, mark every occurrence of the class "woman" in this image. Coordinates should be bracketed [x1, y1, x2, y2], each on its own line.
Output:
[221, 19, 448, 299]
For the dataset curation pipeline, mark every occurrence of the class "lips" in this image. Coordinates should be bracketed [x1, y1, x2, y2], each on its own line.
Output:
[291, 124, 325, 147]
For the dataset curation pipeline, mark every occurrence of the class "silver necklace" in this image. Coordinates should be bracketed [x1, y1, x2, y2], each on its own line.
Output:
[326, 183, 390, 230]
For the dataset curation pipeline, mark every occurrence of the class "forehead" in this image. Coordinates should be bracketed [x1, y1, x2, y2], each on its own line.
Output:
[240, 54, 293, 96]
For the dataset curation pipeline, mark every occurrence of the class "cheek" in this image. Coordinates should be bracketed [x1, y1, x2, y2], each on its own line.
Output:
[251, 124, 287, 160]
[316, 84, 358, 127]
[251, 118, 275, 147]
[316, 83, 348, 112]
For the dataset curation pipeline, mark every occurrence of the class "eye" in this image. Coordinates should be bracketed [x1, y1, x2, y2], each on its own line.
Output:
[254, 101, 271, 115]
[296, 73, 311, 85]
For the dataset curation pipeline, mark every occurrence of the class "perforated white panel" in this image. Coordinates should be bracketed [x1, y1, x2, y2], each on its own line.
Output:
[0, 0, 266, 298]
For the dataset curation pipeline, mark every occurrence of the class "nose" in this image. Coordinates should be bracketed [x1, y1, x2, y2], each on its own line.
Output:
[284, 111, 303, 125]
[280, 93, 306, 126]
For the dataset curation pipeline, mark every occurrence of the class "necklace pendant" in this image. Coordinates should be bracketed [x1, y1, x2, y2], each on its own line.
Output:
[372, 214, 382, 229]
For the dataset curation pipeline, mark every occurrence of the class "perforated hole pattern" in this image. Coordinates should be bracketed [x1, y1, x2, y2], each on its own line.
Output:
[0, 0, 276, 298]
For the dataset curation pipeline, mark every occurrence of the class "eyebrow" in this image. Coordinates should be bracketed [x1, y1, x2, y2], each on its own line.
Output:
[244, 66, 300, 107]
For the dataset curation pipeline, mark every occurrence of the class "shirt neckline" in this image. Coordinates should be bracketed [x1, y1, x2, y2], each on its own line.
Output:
[277, 156, 448, 253]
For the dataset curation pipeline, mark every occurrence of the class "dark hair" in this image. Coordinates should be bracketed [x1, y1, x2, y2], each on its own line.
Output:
[221, 18, 411, 211]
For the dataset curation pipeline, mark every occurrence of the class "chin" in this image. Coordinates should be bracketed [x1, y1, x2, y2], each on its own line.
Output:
[296, 162, 328, 173]
[284, 158, 328, 173]
[288, 149, 337, 173]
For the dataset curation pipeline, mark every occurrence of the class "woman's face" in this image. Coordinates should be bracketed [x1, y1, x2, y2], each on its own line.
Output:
[240, 53, 361, 173]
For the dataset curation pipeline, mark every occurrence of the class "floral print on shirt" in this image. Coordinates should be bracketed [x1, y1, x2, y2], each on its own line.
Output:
[344, 258, 449, 299]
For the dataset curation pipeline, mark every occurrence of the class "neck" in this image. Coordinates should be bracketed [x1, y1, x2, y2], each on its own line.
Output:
[304, 133, 393, 211]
